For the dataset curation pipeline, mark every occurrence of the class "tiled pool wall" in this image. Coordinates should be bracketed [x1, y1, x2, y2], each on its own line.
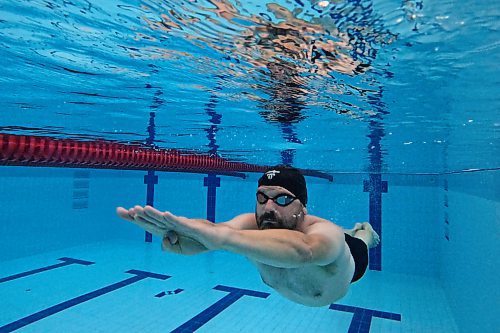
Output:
[439, 171, 498, 333]
[0, 166, 497, 332]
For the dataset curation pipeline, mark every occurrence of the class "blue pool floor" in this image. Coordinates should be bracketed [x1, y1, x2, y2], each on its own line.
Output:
[0, 240, 458, 333]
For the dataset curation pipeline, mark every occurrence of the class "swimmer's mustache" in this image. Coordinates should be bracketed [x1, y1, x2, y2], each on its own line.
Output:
[261, 222, 281, 229]
[259, 212, 277, 223]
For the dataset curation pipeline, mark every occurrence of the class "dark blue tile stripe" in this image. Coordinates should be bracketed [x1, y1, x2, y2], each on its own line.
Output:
[125, 269, 170, 280]
[330, 303, 401, 333]
[171, 293, 241, 333]
[0, 257, 94, 284]
[144, 170, 158, 243]
[349, 312, 371, 333]
[204, 174, 220, 223]
[330, 304, 358, 312]
[57, 257, 94, 266]
[363, 174, 387, 271]
[170, 285, 269, 333]
[0, 270, 169, 332]
[213, 284, 270, 298]
[144, 171, 158, 205]
[155, 291, 166, 298]
[143, 109, 158, 242]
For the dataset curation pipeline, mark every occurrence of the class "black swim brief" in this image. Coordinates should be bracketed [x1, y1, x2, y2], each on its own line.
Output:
[344, 233, 368, 283]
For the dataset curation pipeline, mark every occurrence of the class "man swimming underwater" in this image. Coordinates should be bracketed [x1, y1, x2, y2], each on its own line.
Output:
[117, 165, 379, 307]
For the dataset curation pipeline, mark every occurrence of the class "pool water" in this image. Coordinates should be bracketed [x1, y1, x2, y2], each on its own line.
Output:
[0, 0, 498, 332]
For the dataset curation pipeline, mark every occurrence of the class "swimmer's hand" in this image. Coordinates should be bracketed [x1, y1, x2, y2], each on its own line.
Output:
[116, 205, 209, 255]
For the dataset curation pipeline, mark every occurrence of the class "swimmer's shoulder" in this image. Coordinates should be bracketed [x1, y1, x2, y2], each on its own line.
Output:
[303, 215, 343, 234]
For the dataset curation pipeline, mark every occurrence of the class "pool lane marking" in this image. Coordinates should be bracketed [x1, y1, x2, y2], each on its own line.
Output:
[0, 269, 170, 333]
[155, 289, 184, 297]
[170, 285, 270, 333]
[363, 174, 388, 271]
[0, 257, 94, 284]
[330, 303, 401, 333]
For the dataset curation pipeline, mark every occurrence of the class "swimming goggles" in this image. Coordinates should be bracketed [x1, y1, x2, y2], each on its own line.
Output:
[256, 191, 297, 207]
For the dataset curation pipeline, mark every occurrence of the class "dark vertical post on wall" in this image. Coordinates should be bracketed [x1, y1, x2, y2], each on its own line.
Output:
[203, 82, 222, 222]
[143, 82, 163, 242]
[204, 173, 220, 222]
[364, 120, 388, 271]
[143, 111, 158, 242]
[144, 169, 158, 242]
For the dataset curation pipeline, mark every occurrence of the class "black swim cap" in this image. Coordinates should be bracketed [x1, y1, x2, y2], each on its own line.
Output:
[258, 165, 308, 206]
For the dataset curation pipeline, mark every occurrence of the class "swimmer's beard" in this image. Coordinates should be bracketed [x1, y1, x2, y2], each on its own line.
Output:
[257, 211, 282, 230]
[260, 220, 282, 230]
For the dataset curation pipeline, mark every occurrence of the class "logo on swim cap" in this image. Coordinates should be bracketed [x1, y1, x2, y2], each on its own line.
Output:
[266, 170, 280, 179]
[258, 165, 308, 206]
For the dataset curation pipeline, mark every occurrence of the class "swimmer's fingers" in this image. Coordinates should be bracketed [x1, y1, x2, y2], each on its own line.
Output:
[117, 206, 165, 236]
[144, 208, 198, 241]
[143, 205, 176, 229]
[131, 214, 165, 236]
[161, 231, 182, 253]
[164, 230, 179, 244]
[132, 205, 166, 228]
[116, 207, 134, 221]
[117, 206, 147, 222]
[161, 237, 178, 252]
[143, 205, 164, 221]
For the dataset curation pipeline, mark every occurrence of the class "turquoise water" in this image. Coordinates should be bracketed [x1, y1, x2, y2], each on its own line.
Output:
[0, 1, 498, 332]
[1, 0, 497, 173]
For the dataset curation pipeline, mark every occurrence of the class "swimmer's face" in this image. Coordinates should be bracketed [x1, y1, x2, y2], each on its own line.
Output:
[255, 186, 305, 230]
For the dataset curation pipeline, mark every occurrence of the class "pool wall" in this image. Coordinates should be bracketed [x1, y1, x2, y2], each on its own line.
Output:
[1, 166, 497, 332]
[439, 172, 498, 333]
[0, 167, 443, 275]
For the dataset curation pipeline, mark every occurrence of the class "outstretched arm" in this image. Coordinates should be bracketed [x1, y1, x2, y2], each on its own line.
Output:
[146, 207, 345, 268]
[116, 206, 256, 255]
[215, 221, 346, 268]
